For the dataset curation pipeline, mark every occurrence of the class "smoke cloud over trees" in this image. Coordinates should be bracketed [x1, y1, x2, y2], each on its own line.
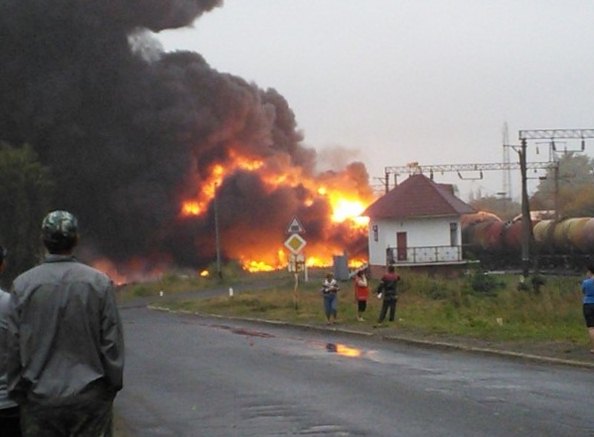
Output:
[0, 1, 371, 273]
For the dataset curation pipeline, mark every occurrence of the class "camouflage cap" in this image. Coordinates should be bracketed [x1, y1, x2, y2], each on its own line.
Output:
[41, 210, 79, 242]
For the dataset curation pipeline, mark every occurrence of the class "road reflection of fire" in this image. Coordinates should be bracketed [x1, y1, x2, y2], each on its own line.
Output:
[326, 343, 362, 358]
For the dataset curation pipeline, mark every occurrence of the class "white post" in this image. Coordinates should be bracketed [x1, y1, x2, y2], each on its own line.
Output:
[304, 255, 308, 282]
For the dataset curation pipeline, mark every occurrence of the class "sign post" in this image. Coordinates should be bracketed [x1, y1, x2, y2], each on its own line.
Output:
[285, 218, 306, 310]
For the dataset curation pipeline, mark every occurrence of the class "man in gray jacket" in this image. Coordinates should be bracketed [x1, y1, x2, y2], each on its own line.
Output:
[0, 246, 21, 436]
[7, 210, 124, 436]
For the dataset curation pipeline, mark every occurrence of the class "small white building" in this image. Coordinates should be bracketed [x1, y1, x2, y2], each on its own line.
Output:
[363, 174, 475, 277]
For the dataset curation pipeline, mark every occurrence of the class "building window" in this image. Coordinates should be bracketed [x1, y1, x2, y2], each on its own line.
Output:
[372, 224, 378, 242]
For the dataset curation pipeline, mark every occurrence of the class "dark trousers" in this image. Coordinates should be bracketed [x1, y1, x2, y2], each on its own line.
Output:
[0, 405, 22, 436]
[20, 398, 113, 437]
[378, 298, 397, 322]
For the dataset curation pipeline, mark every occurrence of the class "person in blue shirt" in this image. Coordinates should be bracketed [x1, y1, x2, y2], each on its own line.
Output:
[580, 264, 594, 353]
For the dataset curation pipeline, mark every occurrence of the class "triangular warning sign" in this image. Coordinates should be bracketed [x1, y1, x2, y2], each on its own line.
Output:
[286, 217, 305, 234]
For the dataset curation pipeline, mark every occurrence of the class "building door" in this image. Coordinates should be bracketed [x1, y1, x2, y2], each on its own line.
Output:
[450, 222, 458, 246]
[396, 232, 407, 261]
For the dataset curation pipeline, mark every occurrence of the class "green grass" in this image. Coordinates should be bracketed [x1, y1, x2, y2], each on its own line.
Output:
[393, 272, 585, 344]
[118, 274, 207, 299]
[121, 267, 589, 348]
[116, 266, 292, 301]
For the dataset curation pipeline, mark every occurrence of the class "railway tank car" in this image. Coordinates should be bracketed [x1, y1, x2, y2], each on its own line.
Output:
[461, 212, 594, 270]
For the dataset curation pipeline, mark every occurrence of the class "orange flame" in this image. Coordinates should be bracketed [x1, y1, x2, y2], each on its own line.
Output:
[180, 150, 376, 271]
[92, 257, 168, 285]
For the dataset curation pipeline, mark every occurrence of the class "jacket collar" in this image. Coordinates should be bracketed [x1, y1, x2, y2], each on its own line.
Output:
[44, 254, 77, 263]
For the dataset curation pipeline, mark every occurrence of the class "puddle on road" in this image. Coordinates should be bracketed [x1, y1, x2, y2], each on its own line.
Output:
[208, 322, 406, 364]
[210, 323, 372, 360]
[325, 343, 363, 358]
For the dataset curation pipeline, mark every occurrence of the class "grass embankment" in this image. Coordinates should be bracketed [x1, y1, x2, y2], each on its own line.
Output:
[118, 268, 588, 348]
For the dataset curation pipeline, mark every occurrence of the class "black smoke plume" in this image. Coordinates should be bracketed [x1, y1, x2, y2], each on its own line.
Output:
[0, 1, 370, 273]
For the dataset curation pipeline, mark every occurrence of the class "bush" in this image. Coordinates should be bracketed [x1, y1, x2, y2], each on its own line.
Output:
[469, 269, 502, 294]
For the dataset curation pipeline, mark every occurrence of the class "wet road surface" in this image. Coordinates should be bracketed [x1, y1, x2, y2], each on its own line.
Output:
[115, 307, 594, 436]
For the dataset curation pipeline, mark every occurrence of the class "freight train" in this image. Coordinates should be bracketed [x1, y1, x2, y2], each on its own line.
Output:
[461, 211, 594, 271]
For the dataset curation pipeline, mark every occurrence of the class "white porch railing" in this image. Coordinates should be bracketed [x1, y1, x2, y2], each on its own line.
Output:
[386, 245, 463, 265]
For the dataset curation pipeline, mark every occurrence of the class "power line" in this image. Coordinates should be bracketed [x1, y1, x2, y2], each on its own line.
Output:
[382, 160, 557, 193]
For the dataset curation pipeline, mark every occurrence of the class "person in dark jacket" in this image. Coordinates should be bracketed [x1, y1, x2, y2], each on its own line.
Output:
[376, 265, 401, 324]
[7, 210, 124, 437]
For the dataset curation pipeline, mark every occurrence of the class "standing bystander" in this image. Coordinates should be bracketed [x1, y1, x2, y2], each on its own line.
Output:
[353, 269, 369, 321]
[0, 246, 21, 436]
[7, 210, 125, 437]
[376, 265, 401, 324]
[321, 272, 340, 324]
[580, 264, 594, 353]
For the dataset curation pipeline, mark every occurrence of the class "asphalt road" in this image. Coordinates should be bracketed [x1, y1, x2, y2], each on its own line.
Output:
[115, 306, 594, 436]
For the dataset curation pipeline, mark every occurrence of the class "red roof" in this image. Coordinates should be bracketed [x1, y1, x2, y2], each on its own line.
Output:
[363, 174, 475, 219]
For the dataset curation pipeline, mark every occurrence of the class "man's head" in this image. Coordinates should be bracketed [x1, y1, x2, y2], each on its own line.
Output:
[41, 210, 79, 254]
[388, 265, 395, 273]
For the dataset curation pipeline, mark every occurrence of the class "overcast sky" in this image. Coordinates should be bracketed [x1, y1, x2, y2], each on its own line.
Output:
[156, 0, 594, 200]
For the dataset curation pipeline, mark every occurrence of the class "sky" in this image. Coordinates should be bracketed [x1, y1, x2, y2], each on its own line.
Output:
[155, 0, 594, 201]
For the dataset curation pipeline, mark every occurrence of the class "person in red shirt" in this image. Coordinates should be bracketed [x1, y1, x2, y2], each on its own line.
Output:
[353, 269, 369, 321]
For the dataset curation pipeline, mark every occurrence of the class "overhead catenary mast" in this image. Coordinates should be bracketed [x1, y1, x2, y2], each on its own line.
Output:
[502, 122, 512, 199]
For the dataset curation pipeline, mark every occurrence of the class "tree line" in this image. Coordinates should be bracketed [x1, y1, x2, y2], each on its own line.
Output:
[468, 153, 594, 221]
[0, 142, 53, 287]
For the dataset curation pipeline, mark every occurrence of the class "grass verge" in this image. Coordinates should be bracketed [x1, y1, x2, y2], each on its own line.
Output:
[121, 268, 594, 362]
[142, 270, 586, 343]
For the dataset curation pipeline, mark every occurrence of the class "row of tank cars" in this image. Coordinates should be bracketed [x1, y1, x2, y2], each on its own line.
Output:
[461, 211, 594, 271]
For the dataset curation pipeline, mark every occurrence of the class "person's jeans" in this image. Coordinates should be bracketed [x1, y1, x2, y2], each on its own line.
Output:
[323, 293, 337, 319]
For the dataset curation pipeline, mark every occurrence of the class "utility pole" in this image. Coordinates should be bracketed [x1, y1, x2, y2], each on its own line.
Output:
[213, 183, 222, 279]
[518, 138, 531, 278]
[517, 128, 594, 279]
[502, 122, 512, 199]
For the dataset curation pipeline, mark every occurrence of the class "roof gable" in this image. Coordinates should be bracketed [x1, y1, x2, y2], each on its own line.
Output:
[363, 174, 475, 219]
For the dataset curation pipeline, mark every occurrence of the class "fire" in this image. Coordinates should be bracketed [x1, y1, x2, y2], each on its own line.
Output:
[93, 259, 128, 285]
[306, 256, 325, 267]
[243, 260, 276, 273]
[329, 198, 369, 226]
[181, 153, 264, 218]
[92, 257, 168, 285]
[179, 150, 377, 272]
[182, 201, 201, 216]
